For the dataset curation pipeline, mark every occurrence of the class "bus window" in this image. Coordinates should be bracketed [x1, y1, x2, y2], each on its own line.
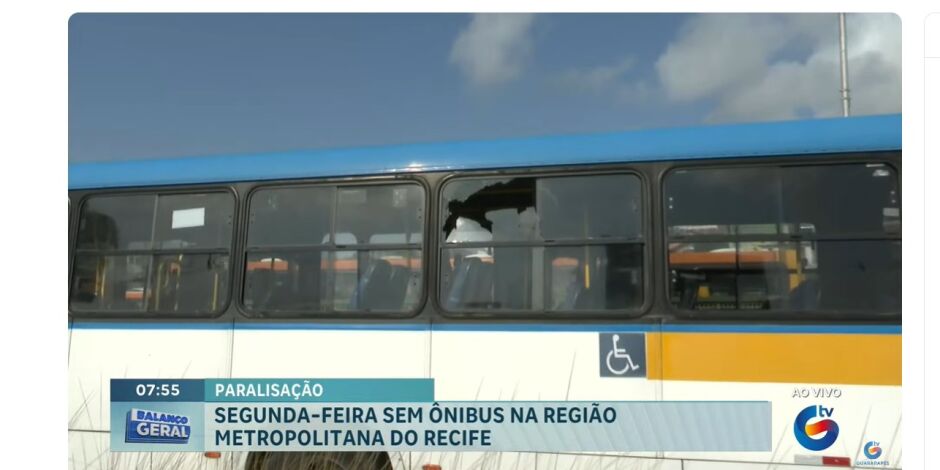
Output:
[247, 186, 334, 247]
[70, 192, 234, 315]
[154, 193, 236, 249]
[243, 183, 424, 315]
[440, 174, 644, 313]
[75, 194, 154, 250]
[336, 186, 424, 244]
[665, 163, 900, 314]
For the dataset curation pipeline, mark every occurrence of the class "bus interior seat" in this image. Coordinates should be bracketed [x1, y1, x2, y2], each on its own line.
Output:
[816, 244, 870, 311]
[466, 260, 494, 308]
[787, 278, 820, 311]
[559, 271, 599, 310]
[176, 256, 217, 313]
[356, 259, 411, 311]
[347, 259, 372, 310]
[444, 258, 473, 309]
[385, 265, 411, 308]
[446, 257, 494, 309]
[292, 255, 322, 309]
[357, 259, 391, 310]
[818, 243, 899, 312]
[493, 247, 530, 310]
[674, 270, 704, 310]
[558, 281, 583, 310]
[761, 262, 791, 310]
[248, 268, 275, 311]
[574, 286, 599, 310]
[175, 263, 205, 312]
[268, 277, 299, 311]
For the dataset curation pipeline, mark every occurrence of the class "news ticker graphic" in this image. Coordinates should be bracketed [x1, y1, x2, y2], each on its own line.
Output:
[110, 379, 771, 452]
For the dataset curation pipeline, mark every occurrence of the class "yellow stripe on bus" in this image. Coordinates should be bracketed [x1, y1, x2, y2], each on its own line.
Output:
[645, 333, 900, 386]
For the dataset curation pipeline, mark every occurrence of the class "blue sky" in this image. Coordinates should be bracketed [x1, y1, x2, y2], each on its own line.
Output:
[69, 13, 900, 162]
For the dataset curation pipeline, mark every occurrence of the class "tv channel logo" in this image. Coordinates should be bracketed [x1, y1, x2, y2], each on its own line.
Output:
[125, 408, 191, 444]
[856, 439, 890, 467]
[793, 405, 839, 451]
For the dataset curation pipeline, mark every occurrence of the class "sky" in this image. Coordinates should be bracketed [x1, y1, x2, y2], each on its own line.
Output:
[68, 13, 901, 162]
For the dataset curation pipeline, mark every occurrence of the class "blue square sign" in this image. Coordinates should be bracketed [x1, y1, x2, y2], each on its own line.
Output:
[599, 333, 646, 378]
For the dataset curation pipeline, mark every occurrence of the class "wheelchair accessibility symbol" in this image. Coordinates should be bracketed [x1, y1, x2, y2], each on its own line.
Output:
[599, 333, 646, 378]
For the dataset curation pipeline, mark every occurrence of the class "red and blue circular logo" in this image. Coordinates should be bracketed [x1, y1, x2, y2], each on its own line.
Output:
[793, 405, 839, 451]
[864, 441, 883, 459]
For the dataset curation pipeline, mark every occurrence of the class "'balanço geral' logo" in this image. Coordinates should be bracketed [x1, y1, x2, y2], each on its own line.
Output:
[793, 405, 839, 451]
[863, 441, 883, 459]
[125, 408, 191, 444]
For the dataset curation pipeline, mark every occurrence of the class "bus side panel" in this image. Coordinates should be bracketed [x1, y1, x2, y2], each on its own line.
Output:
[428, 325, 662, 470]
[231, 326, 430, 470]
[67, 327, 233, 432]
[229, 327, 430, 387]
[660, 327, 901, 468]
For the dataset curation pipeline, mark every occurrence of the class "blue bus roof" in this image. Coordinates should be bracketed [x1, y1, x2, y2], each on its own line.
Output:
[69, 114, 900, 190]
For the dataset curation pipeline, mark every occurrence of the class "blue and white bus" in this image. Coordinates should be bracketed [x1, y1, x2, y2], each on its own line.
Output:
[69, 114, 901, 470]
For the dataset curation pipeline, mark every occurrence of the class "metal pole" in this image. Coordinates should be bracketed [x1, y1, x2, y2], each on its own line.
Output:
[839, 13, 851, 117]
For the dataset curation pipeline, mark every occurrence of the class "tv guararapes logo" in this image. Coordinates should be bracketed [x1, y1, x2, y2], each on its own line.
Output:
[793, 405, 839, 451]
[857, 440, 889, 467]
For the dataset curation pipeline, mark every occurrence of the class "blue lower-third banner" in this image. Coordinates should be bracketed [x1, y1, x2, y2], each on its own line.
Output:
[110, 379, 771, 452]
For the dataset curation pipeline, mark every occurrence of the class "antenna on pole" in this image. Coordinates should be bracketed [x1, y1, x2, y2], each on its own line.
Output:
[839, 13, 851, 117]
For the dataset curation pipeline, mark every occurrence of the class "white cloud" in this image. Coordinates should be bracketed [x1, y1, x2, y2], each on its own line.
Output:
[555, 57, 653, 103]
[655, 13, 900, 122]
[558, 57, 636, 92]
[450, 14, 536, 86]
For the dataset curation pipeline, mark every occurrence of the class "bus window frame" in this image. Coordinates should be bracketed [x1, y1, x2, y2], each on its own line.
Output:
[68, 186, 239, 319]
[659, 152, 901, 322]
[435, 167, 652, 320]
[237, 176, 430, 320]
